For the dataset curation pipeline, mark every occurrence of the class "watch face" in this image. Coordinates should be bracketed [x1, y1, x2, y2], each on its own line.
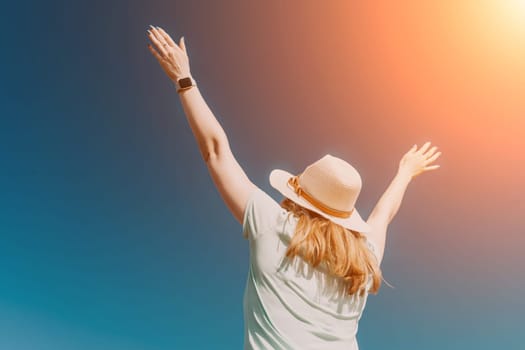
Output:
[179, 77, 192, 88]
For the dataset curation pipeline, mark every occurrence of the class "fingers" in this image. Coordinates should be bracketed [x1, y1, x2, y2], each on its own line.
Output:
[148, 25, 169, 58]
[424, 146, 438, 157]
[423, 165, 440, 171]
[179, 36, 188, 56]
[154, 25, 187, 58]
[425, 150, 442, 164]
[156, 26, 179, 50]
[147, 43, 164, 62]
[416, 141, 431, 155]
[149, 25, 168, 46]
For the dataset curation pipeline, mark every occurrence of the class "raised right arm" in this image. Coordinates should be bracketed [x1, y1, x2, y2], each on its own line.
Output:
[366, 170, 412, 265]
[365, 141, 442, 266]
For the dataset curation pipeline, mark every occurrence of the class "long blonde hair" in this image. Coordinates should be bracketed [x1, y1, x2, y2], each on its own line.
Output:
[280, 197, 383, 297]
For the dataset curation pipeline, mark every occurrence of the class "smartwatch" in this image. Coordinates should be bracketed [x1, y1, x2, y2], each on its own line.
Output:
[176, 76, 196, 93]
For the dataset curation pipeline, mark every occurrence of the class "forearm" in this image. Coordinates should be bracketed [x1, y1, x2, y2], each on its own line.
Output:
[177, 78, 228, 161]
[373, 170, 412, 223]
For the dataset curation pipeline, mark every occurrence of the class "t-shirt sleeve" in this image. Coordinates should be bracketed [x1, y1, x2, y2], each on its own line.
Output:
[242, 186, 284, 240]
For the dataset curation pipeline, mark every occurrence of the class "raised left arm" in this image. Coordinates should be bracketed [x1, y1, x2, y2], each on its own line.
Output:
[178, 84, 257, 225]
[147, 25, 257, 225]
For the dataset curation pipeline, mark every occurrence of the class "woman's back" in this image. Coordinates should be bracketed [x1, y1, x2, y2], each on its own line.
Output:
[242, 187, 377, 350]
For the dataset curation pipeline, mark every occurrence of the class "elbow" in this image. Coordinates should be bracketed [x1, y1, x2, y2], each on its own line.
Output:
[203, 149, 215, 163]
[202, 135, 228, 163]
[203, 145, 219, 163]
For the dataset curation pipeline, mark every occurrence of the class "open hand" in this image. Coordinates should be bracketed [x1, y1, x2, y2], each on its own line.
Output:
[398, 141, 441, 179]
[147, 25, 191, 83]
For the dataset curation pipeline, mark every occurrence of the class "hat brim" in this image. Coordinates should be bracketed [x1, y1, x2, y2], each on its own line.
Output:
[269, 168, 372, 234]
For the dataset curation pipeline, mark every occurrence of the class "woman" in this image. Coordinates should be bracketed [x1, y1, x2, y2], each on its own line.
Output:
[147, 25, 441, 350]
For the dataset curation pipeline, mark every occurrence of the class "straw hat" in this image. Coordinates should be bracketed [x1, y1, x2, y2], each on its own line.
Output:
[269, 154, 372, 233]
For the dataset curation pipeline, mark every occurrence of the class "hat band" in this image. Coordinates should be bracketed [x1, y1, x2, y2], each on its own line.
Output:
[287, 175, 354, 219]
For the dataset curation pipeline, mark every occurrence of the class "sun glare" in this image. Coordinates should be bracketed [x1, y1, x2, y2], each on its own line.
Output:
[497, 0, 525, 32]
[472, 0, 525, 57]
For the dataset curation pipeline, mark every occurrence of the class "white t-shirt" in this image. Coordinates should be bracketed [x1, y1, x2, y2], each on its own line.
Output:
[242, 187, 377, 350]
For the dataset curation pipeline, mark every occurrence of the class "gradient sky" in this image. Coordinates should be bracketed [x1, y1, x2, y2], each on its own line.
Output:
[1, 0, 524, 349]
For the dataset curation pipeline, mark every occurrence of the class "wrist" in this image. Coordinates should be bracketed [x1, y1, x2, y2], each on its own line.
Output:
[396, 169, 413, 182]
